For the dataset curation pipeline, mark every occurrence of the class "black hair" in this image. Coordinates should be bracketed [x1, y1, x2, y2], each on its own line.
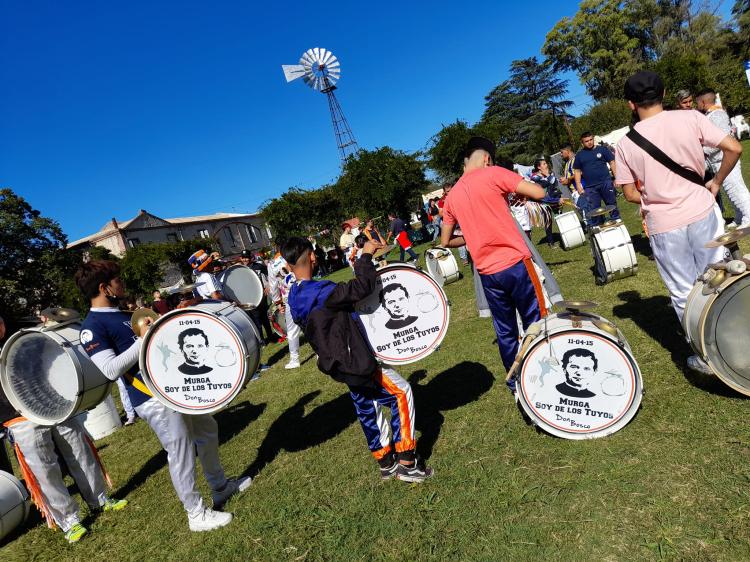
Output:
[281, 236, 314, 266]
[580, 131, 593, 139]
[695, 88, 716, 99]
[496, 155, 514, 171]
[178, 327, 209, 349]
[561, 348, 598, 372]
[379, 283, 409, 305]
[354, 233, 367, 248]
[533, 158, 546, 172]
[560, 144, 573, 151]
[75, 260, 121, 300]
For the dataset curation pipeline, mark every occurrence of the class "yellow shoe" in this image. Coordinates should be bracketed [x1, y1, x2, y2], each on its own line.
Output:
[65, 523, 88, 544]
[102, 497, 128, 512]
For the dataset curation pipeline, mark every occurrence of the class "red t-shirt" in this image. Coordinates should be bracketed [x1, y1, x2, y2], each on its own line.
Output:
[443, 166, 530, 275]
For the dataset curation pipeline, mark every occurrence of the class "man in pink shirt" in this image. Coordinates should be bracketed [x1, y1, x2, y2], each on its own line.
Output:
[440, 137, 546, 391]
[615, 70, 743, 374]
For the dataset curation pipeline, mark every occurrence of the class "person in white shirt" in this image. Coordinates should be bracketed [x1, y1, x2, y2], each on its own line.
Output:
[268, 250, 302, 369]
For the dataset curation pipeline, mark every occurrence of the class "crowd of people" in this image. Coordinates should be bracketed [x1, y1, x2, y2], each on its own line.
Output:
[0, 69, 747, 547]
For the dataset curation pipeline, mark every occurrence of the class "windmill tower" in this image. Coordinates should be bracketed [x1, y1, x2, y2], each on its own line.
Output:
[282, 48, 359, 163]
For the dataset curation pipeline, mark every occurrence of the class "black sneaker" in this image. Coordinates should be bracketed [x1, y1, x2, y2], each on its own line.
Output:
[378, 454, 399, 480]
[395, 458, 434, 483]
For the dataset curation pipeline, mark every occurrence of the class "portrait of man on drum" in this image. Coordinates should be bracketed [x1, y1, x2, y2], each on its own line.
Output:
[380, 283, 418, 330]
[556, 348, 598, 398]
[177, 328, 213, 375]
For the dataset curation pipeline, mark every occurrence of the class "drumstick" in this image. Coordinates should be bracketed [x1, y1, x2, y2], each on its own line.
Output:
[707, 260, 747, 275]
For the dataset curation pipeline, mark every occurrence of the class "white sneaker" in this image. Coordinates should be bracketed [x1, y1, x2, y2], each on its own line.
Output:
[212, 476, 252, 509]
[285, 360, 301, 369]
[687, 355, 713, 375]
[188, 507, 233, 532]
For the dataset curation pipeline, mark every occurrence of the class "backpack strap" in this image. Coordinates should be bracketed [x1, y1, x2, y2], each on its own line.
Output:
[625, 127, 705, 188]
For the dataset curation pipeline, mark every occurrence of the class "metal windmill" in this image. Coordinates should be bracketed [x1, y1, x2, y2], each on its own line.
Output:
[282, 48, 359, 163]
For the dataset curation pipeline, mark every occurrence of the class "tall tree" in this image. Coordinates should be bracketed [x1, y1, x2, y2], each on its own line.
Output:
[481, 57, 572, 161]
[260, 184, 343, 244]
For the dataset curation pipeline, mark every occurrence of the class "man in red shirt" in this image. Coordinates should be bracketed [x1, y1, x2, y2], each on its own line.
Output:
[441, 137, 546, 391]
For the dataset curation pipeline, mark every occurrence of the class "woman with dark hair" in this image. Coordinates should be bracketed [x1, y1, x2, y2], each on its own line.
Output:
[530, 158, 567, 248]
[363, 218, 384, 244]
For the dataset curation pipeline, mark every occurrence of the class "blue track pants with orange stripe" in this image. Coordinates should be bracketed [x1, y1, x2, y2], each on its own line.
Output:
[480, 258, 544, 373]
[348, 367, 416, 460]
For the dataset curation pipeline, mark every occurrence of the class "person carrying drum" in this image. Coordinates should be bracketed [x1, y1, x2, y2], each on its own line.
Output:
[615, 71, 743, 374]
[282, 237, 433, 483]
[573, 132, 620, 227]
[268, 248, 302, 370]
[75, 260, 251, 532]
[238, 249, 277, 344]
[530, 158, 567, 248]
[440, 136, 547, 393]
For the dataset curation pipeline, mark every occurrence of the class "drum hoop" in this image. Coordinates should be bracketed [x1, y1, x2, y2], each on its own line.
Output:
[222, 265, 264, 307]
[0, 328, 86, 425]
[367, 264, 451, 365]
[140, 306, 249, 413]
[518, 327, 642, 439]
[700, 274, 750, 396]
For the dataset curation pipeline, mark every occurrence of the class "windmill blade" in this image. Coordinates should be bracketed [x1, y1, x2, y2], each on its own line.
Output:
[300, 49, 317, 66]
[313, 47, 322, 63]
[281, 64, 307, 82]
[320, 49, 333, 65]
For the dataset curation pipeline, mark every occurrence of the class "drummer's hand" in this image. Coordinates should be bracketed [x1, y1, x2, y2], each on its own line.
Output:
[141, 316, 155, 333]
[363, 240, 381, 255]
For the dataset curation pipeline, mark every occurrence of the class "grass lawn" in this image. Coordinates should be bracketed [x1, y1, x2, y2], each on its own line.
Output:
[3, 140, 750, 561]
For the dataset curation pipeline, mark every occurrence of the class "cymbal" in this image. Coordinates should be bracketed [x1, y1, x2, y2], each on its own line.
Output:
[372, 244, 394, 259]
[587, 205, 617, 217]
[168, 283, 197, 295]
[704, 227, 750, 248]
[131, 308, 159, 338]
[40, 307, 80, 323]
[555, 300, 598, 312]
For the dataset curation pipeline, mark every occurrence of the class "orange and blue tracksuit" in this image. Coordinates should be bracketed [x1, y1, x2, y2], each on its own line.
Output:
[288, 253, 417, 460]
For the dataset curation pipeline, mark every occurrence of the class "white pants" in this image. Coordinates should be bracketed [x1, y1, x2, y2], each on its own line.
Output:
[134, 399, 226, 515]
[115, 378, 135, 421]
[10, 419, 107, 531]
[284, 304, 301, 363]
[717, 163, 750, 226]
[650, 205, 726, 322]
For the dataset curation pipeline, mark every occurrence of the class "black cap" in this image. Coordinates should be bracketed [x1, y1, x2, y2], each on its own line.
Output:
[464, 136, 496, 163]
[624, 71, 664, 103]
[240, 249, 252, 259]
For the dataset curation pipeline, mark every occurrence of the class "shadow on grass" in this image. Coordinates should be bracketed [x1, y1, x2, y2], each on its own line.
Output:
[410, 361, 494, 461]
[242, 390, 356, 478]
[113, 400, 266, 499]
[630, 233, 654, 258]
[612, 290, 740, 397]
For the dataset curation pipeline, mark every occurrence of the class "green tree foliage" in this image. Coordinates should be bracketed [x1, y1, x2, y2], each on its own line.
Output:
[261, 184, 343, 246]
[480, 57, 572, 161]
[335, 147, 428, 222]
[571, 99, 633, 140]
[0, 188, 73, 329]
[426, 120, 501, 180]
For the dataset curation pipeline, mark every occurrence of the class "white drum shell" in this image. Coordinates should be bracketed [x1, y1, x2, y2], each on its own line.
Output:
[555, 212, 586, 250]
[425, 249, 460, 286]
[139, 301, 261, 415]
[683, 272, 750, 395]
[74, 394, 122, 440]
[0, 470, 30, 541]
[0, 324, 112, 426]
[355, 264, 451, 365]
[516, 313, 643, 440]
[591, 223, 637, 282]
[221, 265, 264, 308]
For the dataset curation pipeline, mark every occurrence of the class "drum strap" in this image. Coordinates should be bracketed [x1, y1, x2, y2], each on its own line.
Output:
[523, 258, 548, 318]
[124, 374, 153, 397]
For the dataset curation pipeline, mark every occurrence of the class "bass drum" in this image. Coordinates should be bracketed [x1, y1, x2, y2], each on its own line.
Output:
[221, 265, 264, 309]
[0, 470, 30, 541]
[355, 264, 450, 365]
[590, 221, 637, 284]
[516, 312, 643, 439]
[554, 211, 586, 250]
[425, 248, 460, 286]
[74, 394, 122, 440]
[683, 270, 750, 395]
[0, 323, 112, 426]
[139, 301, 261, 415]
[268, 302, 287, 338]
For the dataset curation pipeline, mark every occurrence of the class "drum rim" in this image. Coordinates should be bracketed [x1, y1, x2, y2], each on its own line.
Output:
[424, 249, 458, 285]
[267, 302, 287, 337]
[221, 264, 264, 308]
[139, 304, 253, 414]
[0, 328, 87, 425]
[517, 326, 643, 440]
[700, 273, 750, 396]
[359, 264, 451, 365]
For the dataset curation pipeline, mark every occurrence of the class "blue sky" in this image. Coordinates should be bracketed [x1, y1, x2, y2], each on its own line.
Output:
[1, 1, 733, 242]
